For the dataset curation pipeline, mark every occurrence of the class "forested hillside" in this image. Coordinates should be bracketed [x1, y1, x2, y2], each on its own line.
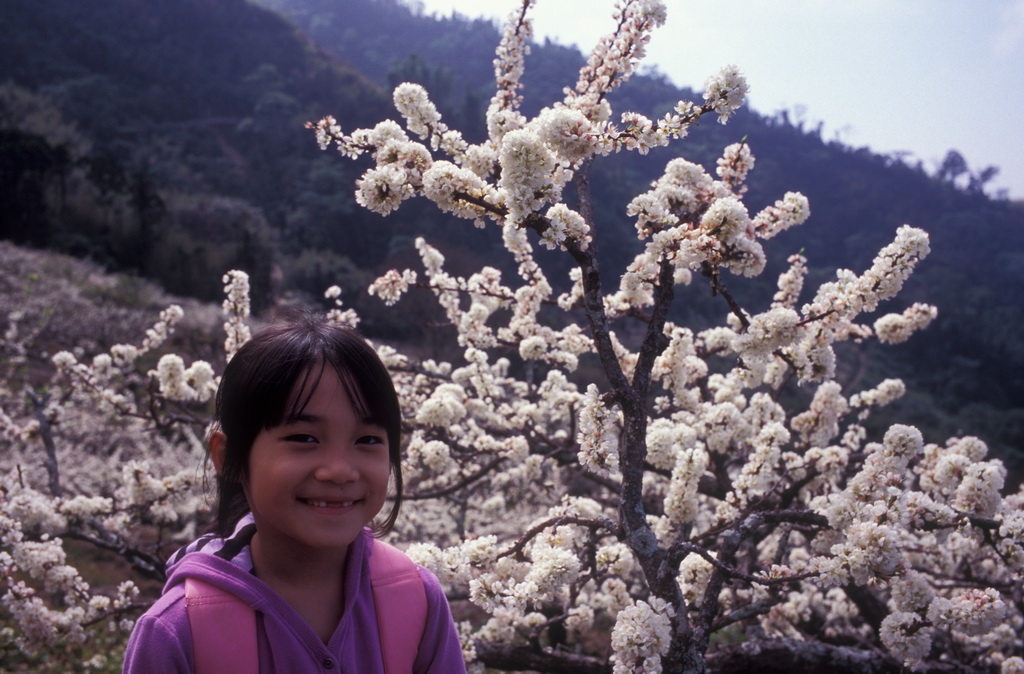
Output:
[1, 0, 398, 307]
[1, 0, 1021, 480]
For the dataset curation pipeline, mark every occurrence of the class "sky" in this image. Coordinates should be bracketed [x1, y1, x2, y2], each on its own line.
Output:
[414, 0, 1024, 200]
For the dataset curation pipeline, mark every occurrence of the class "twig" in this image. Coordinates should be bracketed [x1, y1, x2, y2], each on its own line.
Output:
[497, 515, 616, 560]
[26, 388, 61, 498]
[403, 456, 505, 500]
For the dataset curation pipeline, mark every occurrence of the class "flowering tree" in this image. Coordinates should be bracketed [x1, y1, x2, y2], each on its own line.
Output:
[308, 2, 1023, 672]
[1, 1, 1023, 673]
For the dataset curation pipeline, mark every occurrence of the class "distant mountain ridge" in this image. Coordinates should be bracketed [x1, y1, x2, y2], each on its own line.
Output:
[1, 0, 1021, 478]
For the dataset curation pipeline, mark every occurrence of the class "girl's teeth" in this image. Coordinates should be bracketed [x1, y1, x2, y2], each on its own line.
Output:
[307, 500, 354, 507]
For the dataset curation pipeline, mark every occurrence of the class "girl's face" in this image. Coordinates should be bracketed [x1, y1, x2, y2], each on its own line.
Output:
[241, 367, 391, 561]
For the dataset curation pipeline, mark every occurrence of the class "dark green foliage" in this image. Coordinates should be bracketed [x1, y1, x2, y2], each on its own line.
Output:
[0, 129, 71, 246]
[0, 0, 396, 307]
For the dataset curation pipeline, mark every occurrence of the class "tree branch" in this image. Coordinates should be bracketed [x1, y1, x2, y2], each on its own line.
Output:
[705, 638, 904, 674]
[632, 254, 676, 396]
[700, 260, 749, 330]
[403, 456, 505, 500]
[59, 528, 166, 582]
[474, 640, 611, 674]
[26, 387, 61, 498]
[497, 515, 616, 560]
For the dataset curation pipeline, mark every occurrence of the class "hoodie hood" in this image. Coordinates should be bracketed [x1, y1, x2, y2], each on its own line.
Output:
[167, 512, 258, 575]
[163, 512, 371, 624]
[161, 513, 277, 614]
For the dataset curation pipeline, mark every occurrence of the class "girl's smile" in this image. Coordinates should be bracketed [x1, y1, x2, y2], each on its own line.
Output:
[301, 499, 357, 508]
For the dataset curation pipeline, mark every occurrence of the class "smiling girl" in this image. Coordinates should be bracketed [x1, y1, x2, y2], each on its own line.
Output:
[123, 314, 465, 672]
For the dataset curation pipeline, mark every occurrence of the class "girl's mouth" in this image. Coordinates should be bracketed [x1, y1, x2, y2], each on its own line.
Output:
[301, 499, 357, 508]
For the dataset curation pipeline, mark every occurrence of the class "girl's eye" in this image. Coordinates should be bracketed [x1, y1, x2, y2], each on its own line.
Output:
[284, 434, 317, 444]
[357, 434, 385, 446]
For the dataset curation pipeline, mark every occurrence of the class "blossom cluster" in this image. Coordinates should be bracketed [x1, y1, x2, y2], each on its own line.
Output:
[0, 496, 141, 658]
[311, 0, 749, 248]
[323, 285, 360, 327]
[610, 596, 675, 673]
[1, 442, 206, 664]
[577, 384, 620, 475]
[486, 0, 533, 141]
[564, 0, 667, 121]
[222, 270, 252, 360]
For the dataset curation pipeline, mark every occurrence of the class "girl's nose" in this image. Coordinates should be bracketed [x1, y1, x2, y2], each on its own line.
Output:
[314, 446, 359, 483]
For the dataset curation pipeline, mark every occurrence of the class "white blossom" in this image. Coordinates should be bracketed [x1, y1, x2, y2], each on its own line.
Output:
[577, 384, 620, 476]
[222, 270, 251, 360]
[880, 611, 932, 665]
[611, 596, 676, 674]
[874, 303, 938, 344]
[703, 64, 749, 123]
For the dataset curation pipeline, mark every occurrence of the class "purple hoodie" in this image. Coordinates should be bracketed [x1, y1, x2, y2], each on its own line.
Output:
[122, 515, 466, 673]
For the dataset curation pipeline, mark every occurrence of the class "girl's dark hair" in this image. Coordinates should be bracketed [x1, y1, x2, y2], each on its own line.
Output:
[210, 312, 403, 537]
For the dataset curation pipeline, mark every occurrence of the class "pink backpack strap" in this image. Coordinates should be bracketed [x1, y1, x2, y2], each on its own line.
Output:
[183, 540, 425, 674]
[185, 577, 258, 674]
[369, 539, 427, 674]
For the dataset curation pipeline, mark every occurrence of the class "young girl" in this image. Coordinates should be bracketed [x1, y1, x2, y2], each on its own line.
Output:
[123, 314, 466, 673]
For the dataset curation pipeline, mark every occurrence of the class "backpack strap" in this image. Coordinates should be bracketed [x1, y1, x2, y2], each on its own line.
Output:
[185, 577, 258, 674]
[369, 539, 427, 674]
[183, 538, 426, 674]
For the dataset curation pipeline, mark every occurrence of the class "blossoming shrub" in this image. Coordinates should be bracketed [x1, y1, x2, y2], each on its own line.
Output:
[1, 1, 1022, 673]
[0, 244, 227, 670]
